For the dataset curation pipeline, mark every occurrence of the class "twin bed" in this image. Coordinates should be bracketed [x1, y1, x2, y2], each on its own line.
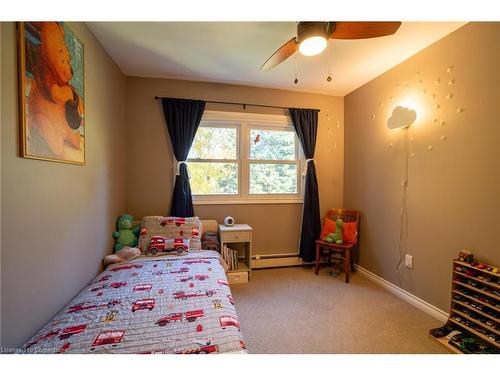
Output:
[23, 231, 247, 354]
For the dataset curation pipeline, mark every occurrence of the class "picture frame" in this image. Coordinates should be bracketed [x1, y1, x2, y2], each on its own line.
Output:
[17, 22, 85, 165]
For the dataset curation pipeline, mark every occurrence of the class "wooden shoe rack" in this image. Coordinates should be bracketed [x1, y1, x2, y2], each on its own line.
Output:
[429, 258, 500, 354]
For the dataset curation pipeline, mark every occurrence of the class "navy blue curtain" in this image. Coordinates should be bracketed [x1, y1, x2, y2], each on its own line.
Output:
[161, 98, 206, 217]
[290, 108, 321, 262]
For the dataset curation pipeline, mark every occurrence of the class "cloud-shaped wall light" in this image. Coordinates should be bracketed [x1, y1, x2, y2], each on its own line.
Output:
[387, 106, 417, 130]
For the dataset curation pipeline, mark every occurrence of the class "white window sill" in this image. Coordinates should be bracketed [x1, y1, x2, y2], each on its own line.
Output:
[193, 198, 304, 205]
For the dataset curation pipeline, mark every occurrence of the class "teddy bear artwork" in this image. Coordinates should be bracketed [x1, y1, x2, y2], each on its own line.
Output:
[19, 22, 85, 164]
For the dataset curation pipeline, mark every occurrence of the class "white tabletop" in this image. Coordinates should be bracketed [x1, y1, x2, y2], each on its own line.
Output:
[219, 224, 252, 232]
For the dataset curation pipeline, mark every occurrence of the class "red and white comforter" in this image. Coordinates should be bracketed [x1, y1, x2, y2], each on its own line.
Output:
[23, 251, 246, 354]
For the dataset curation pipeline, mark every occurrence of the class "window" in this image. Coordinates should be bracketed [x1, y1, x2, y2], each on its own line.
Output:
[249, 128, 298, 194]
[187, 125, 239, 195]
[185, 111, 303, 204]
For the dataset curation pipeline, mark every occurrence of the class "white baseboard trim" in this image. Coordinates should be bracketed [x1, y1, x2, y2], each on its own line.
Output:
[355, 265, 449, 323]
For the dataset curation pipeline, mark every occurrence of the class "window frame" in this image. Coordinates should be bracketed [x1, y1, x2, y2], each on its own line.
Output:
[183, 110, 304, 205]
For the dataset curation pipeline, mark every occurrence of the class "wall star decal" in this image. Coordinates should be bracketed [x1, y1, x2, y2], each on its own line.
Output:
[380, 62, 465, 156]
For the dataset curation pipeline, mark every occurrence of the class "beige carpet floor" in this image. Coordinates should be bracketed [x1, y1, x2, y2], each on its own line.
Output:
[230, 266, 448, 354]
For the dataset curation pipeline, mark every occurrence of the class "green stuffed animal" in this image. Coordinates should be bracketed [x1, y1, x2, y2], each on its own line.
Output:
[323, 218, 344, 245]
[113, 214, 140, 252]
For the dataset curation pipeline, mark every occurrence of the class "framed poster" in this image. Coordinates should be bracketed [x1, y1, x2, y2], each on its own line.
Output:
[18, 22, 85, 164]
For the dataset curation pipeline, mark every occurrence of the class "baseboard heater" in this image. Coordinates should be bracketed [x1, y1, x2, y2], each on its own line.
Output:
[249, 252, 315, 269]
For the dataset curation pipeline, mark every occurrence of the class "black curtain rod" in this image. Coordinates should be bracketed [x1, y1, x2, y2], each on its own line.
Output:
[154, 96, 320, 112]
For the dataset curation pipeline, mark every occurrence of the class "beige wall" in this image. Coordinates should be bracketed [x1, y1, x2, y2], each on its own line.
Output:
[344, 22, 500, 311]
[125, 77, 344, 255]
[0, 22, 3, 342]
[1, 22, 126, 347]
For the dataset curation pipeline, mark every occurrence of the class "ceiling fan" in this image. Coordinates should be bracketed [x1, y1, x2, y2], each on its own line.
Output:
[260, 21, 402, 71]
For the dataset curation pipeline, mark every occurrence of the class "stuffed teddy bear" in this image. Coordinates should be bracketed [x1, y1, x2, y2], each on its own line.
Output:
[113, 214, 140, 252]
[323, 218, 344, 245]
[27, 22, 84, 158]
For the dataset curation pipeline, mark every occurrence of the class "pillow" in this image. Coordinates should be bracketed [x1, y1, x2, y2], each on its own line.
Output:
[103, 254, 124, 268]
[165, 238, 190, 254]
[342, 222, 358, 244]
[138, 216, 201, 253]
[103, 246, 141, 267]
[144, 237, 190, 256]
[116, 246, 142, 259]
[320, 217, 337, 240]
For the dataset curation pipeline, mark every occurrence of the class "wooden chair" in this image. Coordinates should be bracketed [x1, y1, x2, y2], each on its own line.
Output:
[315, 209, 360, 283]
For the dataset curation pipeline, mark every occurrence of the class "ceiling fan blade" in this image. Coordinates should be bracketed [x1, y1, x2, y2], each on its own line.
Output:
[260, 37, 298, 71]
[330, 22, 401, 39]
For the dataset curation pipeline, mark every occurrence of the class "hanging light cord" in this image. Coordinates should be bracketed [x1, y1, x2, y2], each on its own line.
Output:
[396, 127, 410, 270]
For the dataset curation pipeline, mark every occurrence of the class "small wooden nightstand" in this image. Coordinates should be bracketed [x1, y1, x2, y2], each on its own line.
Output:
[219, 224, 252, 283]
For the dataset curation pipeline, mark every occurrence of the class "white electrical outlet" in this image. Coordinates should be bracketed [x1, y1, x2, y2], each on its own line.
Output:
[405, 254, 413, 269]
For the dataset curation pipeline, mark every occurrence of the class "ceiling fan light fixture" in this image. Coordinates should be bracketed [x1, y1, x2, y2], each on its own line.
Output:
[297, 22, 329, 56]
[260, 21, 402, 71]
[298, 36, 327, 56]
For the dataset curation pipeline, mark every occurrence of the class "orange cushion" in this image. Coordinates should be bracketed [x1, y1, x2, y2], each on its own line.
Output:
[320, 217, 337, 239]
[342, 222, 358, 244]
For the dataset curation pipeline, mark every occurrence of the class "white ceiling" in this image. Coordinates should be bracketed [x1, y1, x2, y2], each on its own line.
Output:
[87, 22, 466, 96]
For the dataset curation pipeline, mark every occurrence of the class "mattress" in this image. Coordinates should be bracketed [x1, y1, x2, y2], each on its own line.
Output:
[23, 250, 247, 354]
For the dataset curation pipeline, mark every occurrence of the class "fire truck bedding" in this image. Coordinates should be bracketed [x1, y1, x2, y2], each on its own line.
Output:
[22, 251, 247, 354]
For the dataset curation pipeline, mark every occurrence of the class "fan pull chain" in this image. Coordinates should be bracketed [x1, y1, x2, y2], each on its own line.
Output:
[326, 40, 333, 83]
[294, 53, 299, 84]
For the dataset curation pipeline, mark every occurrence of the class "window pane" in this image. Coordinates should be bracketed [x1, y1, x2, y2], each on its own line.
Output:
[249, 164, 297, 194]
[188, 162, 238, 195]
[250, 129, 296, 160]
[188, 127, 237, 159]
